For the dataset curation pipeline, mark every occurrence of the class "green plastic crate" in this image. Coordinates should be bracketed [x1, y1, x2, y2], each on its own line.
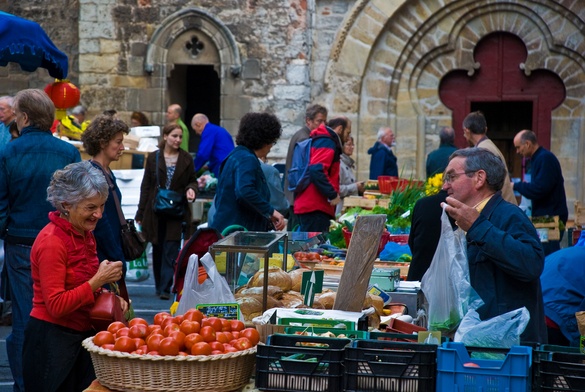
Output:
[284, 326, 368, 339]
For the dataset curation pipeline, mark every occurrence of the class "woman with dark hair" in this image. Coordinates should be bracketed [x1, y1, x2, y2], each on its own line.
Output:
[136, 123, 197, 299]
[23, 161, 126, 391]
[81, 114, 130, 276]
[130, 111, 150, 127]
[210, 112, 286, 232]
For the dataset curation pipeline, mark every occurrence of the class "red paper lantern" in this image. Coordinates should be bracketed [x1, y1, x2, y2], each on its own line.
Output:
[44, 79, 80, 110]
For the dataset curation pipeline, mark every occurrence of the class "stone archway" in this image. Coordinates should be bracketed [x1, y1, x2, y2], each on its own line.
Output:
[144, 8, 244, 129]
[322, 0, 585, 209]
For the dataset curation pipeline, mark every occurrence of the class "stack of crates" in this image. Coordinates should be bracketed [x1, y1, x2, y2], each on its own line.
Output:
[256, 333, 351, 392]
[533, 344, 585, 391]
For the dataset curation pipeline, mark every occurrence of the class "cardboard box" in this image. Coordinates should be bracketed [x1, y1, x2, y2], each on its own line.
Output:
[123, 134, 141, 149]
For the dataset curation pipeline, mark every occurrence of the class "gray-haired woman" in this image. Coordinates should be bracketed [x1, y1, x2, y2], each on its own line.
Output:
[22, 161, 128, 392]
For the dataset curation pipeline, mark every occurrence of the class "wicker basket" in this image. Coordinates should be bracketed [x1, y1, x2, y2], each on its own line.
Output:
[82, 337, 256, 392]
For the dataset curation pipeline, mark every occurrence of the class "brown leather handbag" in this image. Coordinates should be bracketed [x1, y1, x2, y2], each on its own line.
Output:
[89, 281, 130, 331]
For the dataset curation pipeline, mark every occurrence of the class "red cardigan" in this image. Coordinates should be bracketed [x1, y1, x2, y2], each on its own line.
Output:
[30, 211, 99, 331]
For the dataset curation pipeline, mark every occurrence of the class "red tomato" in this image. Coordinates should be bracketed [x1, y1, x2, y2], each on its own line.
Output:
[174, 315, 184, 325]
[161, 317, 179, 330]
[308, 252, 321, 261]
[115, 327, 130, 339]
[183, 309, 204, 324]
[232, 337, 253, 351]
[163, 323, 181, 337]
[191, 341, 212, 356]
[128, 324, 148, 339]
[148, 351, 159, 356]
[158, 337, 180, 356]
[132, 338, 146, 350]
[184, 333, 204, 351]
[153, 312, 171, 326]
[138, 344, 148, 353]
[93, 331, 115, 347]
[102, 343, 115, 351]
[200, 326, 216, 342]
[202, 317, 223, 332]
[146, 324, 162, 337]
[168, 330, 186, 349]
[230, 320, 245, 332]
[114, 336, 135, 353]
[179, 320, 200, 335]
[222, 331, 234, 342]
[215, 332, 229, 344]
[146, 333, 164, 352]
[240, 328, 260, 346]
[231, 331, 240, 339]
[178, 351, 189, 356]
[128, 317, 149, 327]
[209, 341, 225, 353]
[221, 319, 232, 332]
[107, 321, 126, 335]
[223, 344, 238, 353]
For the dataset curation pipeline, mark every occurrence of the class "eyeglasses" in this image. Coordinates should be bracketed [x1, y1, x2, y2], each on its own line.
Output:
[443, 171, 476, 183]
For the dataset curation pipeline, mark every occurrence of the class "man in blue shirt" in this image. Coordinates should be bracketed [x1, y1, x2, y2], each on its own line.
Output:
[191, 113, 234, 178]
[513, 129, 568, 255]
[368, 126, 398, 179]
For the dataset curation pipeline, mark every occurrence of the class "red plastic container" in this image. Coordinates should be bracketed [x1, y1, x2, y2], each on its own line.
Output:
[342, 227, 390, 256]
[377, 176, 399, 194]
[388, 234, 409, 245]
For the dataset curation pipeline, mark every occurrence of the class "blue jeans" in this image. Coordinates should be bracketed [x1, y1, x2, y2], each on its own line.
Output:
[5, 242, 33, 392]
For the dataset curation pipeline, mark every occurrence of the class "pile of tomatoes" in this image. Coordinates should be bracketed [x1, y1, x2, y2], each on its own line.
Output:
[92, 308, 260, 356]
[293, 251, 322, 261]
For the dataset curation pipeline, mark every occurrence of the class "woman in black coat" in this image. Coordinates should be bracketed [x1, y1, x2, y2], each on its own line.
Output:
[136, 123, 197, 299]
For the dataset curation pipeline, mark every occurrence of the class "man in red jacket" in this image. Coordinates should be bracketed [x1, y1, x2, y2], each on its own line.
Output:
[294, 117, 351, 232]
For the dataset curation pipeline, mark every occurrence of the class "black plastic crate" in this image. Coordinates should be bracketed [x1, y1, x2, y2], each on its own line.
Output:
[344, 339, 437, 392]
[538, 351, 585, 391]
[256, 333, 351, 392]
[533, 344, 580, 391]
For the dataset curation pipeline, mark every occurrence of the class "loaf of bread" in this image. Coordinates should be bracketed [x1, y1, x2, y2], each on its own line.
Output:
[248, 267, 292, 292]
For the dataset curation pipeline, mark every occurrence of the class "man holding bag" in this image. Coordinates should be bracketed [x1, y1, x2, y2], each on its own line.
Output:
[441, 148, 547, 344]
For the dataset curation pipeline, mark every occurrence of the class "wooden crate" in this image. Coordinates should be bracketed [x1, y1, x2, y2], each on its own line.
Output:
[532, 215, 560, 241]
[342, 196, 391, 211]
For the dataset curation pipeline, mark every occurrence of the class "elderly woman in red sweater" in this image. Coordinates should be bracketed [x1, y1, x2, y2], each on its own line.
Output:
[22, 161, 127, 392]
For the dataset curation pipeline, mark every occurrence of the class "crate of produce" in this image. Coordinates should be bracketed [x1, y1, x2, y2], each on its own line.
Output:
[284, 326, 368, 339]
[256, 333, 351, 392]
[344, 339, 438, 392]
[534, 345, 585, 391]
[278, 317, 355, 330]
[369, 331, 446, 344]
[82, 337, 256, 392]
[436, 342, 532, 392]
[532, 215, 561, 241]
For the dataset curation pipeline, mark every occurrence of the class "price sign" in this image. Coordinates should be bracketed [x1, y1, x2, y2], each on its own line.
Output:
[196, 303, 240, 320]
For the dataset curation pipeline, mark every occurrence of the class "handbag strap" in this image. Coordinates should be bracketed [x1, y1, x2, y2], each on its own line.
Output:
[156, 151, 163, 190]
[91, 160, 127, 227]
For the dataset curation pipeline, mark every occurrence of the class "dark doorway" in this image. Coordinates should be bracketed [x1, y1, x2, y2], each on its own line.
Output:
[170, 64, 221, 154]
[470, 101, 532, 179]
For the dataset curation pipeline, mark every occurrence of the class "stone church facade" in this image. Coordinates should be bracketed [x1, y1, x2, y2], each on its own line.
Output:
[1, 0, 584, 216]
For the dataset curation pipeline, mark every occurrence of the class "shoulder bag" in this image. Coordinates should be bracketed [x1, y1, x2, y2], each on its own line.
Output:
[153, 151, 185, 219]
[90, 281, 130, 331]
[92, 161, 146, 261]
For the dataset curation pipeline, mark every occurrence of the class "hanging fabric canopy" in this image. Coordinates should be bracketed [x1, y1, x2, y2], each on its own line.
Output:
[0, 11, 68, 79]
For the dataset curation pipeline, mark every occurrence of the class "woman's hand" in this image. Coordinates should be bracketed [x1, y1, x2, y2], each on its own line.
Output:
[186, 188, 196, 202]
[271, 210, 286, 231]
[118, 296, 129, 314]
[88, 260, 124, 291]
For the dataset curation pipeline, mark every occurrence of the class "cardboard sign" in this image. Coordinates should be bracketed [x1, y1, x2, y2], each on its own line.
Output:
[196, 303, 240, 320]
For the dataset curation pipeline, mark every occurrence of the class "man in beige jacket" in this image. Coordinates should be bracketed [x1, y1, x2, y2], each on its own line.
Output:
[462, 111, 517, 205]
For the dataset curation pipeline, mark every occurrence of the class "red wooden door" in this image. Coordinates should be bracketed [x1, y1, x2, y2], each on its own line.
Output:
[439, 32, 565, 177]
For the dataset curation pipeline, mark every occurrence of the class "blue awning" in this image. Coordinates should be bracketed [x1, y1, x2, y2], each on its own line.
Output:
[0, 11, 68, 79]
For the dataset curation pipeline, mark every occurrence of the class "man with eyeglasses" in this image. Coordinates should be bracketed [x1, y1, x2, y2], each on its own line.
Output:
[441, 147, 547, 344]
[513, 129, 567, 256]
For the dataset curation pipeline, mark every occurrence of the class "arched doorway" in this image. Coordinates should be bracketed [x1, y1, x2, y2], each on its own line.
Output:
[439, 32, 565, 179]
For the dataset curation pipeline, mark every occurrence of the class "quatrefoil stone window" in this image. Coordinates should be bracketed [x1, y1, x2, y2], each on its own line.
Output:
[185, 36, 205, 56]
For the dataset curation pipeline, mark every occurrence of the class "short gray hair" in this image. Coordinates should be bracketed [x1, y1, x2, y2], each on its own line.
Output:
[0, 96, 13, 107]
[47, 161, 109, 213]
[377, 127, 390, 140]
[449, 148, 506, 192]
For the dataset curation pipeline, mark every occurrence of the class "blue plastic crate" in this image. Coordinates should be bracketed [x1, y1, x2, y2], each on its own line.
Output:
[436, 342, 532, 392]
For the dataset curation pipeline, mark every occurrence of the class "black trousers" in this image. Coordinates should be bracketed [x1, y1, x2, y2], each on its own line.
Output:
[23, 317, 94, 392]
[298, 210, 332, 233]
